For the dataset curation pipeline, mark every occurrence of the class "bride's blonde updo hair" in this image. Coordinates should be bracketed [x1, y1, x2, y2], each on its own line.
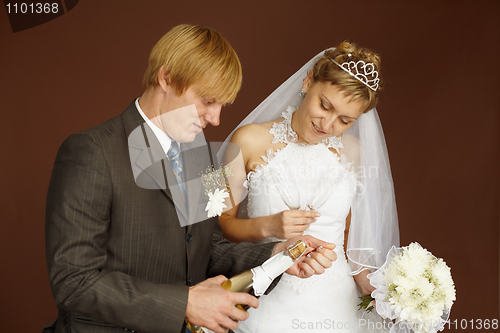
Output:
[311, 41, 382, 112]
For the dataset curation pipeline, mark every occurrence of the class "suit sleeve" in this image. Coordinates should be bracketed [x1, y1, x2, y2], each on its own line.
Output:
[207, 231, 275, 277]
[45, 133, 188, 333]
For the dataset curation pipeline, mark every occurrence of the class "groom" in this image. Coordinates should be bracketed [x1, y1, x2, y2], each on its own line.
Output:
[44, 24, 335, 333]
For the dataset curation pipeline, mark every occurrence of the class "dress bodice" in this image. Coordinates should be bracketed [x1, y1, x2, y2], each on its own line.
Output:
[244, 107, 358, 246]
[236, 107, 389, 333]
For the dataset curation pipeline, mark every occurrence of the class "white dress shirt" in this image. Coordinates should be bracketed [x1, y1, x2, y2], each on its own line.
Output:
[135, 98, 175, 156]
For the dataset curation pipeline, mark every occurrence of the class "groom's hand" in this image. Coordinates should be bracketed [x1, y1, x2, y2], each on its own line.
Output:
[186, 275, 259, 333]
[273, 235, 337, 278]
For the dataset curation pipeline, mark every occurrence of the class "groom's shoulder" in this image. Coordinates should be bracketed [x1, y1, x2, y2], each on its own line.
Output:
[77, 101, 136, 140]
[73, 114, 125, 145]
[58, 112, 127, 158]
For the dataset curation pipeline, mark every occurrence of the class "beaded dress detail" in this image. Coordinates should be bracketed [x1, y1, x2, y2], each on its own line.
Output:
[236, 107, 382, 333]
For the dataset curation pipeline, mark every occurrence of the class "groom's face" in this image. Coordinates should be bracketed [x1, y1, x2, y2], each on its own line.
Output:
[159, 84, 225, 143]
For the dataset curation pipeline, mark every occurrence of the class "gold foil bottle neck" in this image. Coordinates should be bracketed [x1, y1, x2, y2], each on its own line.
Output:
[287, 240, 307, 260]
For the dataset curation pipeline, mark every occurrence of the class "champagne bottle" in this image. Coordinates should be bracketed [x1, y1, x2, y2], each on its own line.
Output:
[186, 240, 308, 333]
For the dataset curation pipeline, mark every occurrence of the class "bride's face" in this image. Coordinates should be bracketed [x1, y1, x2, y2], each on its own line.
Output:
[292, 74, 365, 144]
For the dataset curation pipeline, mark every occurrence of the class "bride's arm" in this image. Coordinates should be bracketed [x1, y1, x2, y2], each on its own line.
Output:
[219, 205, 274, 242]
[345, 210, 375, 295]
[219, 125, 280, 242]
[354, 270, 374, 295]
[219, 125, 317, 242]
[221, 206, 317, 242]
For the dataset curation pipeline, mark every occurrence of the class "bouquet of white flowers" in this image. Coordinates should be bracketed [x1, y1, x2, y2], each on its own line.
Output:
[364, 242, 456, 333]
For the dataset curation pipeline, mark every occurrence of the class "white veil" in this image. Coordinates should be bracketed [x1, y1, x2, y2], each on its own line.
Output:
[218, 50, 399, 275]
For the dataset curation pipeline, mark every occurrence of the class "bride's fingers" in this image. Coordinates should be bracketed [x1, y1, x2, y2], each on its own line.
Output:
[283, 230, 307, 239]
[302, 256, 326, 274]
[294, 223, 311, 232]
[282, 222, 311, 236]
[301, 236, 336, 252]
[315, 247, 337, 261]
[291, 217, 316, 228]
[289, 210, 320, 220]
[308, 250, 335, 269]
[298, 260, 317, 277]
[280, 212, 312, 226]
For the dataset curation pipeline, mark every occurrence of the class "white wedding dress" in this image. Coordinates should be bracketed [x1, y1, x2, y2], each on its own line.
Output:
[235, 107, 383, 333]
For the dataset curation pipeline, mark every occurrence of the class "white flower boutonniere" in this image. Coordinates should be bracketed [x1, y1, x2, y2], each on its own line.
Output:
[200, 165, 232, 217]
[205, 188, 230, 217]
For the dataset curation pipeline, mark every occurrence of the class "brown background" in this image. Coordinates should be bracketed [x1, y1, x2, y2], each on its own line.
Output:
[0, 0, 498, 331]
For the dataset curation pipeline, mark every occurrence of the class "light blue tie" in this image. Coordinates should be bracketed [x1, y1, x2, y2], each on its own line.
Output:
[167, 141, 186, 201]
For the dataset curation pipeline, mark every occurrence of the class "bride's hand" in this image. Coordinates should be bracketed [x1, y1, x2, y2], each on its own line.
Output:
[353, 270, 375, 295]
[273, 235, 337, 278]
[265, 210, 320, 239]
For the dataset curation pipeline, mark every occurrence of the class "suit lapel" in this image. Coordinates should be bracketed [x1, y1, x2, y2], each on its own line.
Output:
[123, 102, 176, 204]
[182, 143, 206, 226]
[129, 124, 166, 174]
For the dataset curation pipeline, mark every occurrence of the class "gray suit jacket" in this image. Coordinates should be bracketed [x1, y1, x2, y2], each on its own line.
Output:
[44, 101, 275, 333]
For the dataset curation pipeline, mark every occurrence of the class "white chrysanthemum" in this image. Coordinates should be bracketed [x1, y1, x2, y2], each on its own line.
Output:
[384, 256, 400, 283]
[383, 243, 456, 333]
[205, 188, 229, 217]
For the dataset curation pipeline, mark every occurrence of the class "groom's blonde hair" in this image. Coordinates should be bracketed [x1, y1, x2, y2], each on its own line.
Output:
[143, 24, 242, 104]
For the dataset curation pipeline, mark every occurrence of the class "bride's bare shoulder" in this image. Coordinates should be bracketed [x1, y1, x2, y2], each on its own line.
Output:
[342, 133, 360, 148]
[340, 133, 361, 165]
[230, 118, 283, 145]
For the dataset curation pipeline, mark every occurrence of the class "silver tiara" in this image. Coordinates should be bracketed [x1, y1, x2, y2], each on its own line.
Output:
[331, 55, 379, 92]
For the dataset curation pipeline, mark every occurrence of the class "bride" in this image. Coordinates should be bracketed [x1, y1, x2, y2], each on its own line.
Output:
[217, 41, 399, 332]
